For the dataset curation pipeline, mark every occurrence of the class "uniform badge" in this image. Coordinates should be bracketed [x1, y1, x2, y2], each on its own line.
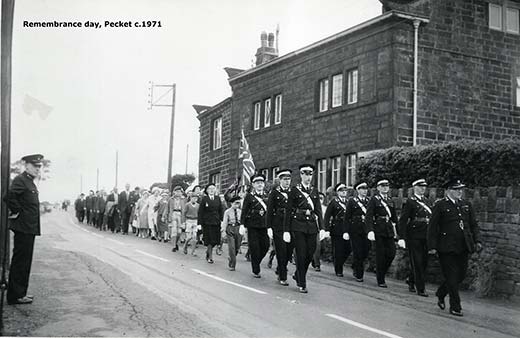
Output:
[305, 210, 311, 216]
[259, 209, 265, 216]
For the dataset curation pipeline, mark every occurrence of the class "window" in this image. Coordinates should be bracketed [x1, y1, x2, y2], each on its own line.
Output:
[346, 154, 357, 187]
[253, 102, 261, 130]
[272, 166, 280, 181]
[489, 3, 520, 34]
[317, 159, 327, 193]
[331, 156, 341, 187]
[264, 98, 271, 128]
[516, 76, 520, 107]
[332, 74, 343, 108]
[319, 78, 329, 112]
[274, 94, 282, 124]
[490, 3, 503, 30]
[209, 172, 221, 194]
[347, 69, 358, 104]
[507, 7, 519, 33]
[212, 117, 222, 150]
[261, 168, 269, 181]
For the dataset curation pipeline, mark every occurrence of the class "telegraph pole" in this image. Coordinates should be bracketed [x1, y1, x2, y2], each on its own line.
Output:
[96, 168, 99, 190]
[185, 144, 189, 174]
[80, 174, 83, 193]
[115, 150, 119, 189]
[148, 82, 176, 187]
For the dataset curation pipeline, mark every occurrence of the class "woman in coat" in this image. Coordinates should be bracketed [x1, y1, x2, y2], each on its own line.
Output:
[147, 187, 161, 240]
[197, 183, 224, 263]
[136, 190, 150, 238]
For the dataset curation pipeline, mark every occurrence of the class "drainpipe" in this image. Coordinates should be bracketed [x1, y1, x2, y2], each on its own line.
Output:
[413, 20, 420, 146]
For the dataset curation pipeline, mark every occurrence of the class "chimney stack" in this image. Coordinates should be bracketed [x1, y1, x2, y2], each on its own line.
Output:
[255, 30, 279, 66]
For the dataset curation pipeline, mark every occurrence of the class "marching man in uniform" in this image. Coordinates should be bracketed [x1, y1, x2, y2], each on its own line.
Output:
[284, 164, 324, 293]
[241, 174, 270, 278]
[427, 179, 481, 317]
[266, 169, 293, 286]
[324, 183, 351, 277]
[365, 179, 397, 288]
[398, 178, 432, 297]
[345, 182, 370, 282]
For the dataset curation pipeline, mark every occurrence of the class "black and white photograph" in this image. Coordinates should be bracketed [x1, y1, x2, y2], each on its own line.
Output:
[1, 0, 519, 337]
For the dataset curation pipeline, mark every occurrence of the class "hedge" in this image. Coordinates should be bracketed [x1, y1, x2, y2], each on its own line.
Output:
[356, 139, 520, 188]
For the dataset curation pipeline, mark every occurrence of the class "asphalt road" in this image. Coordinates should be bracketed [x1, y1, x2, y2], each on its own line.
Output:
[7, 210, 519, 338]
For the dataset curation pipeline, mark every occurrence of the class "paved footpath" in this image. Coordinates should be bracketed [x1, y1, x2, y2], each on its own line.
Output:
[2, 210, 520, 338]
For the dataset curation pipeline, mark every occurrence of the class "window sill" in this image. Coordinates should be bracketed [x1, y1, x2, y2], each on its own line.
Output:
[313, 100, 376, 120]
[248, 123, 283, 135]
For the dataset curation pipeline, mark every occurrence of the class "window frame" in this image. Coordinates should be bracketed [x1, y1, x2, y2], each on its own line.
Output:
[345, 153, 357, 188]
[516, 76, 520, 107]
[489, 3, 503, 30]
[212, 117, 222, 150]
[488, 2, 520, 34]
[331, 74, 343, 108]
[253, 102, 261, 130]
[274, 94, 282, 125]
[347, 68, 359, 105]
[331, 156, 341, 187]
[264, 98, 272, 128]
[209, 172, 222, 194]
[318, 78, 329, 112]
[506, 7, 520, 33]
[271, 166, 280, 181]
[261, 168, 269, 181]
[317, 158, 327, 193]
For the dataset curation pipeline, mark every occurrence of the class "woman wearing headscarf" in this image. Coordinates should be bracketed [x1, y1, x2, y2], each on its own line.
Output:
[197, 183, 224, 263]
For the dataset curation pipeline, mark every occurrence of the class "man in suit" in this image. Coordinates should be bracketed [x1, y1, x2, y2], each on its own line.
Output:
[284, 164, 324, 293]
[345, 182, 370, 282]
[266, 169, 293, 286]
[85, 190, 95, 225]
[428, 179, 481, 317]
[4, 154, 45, 305]
[74, 193, 86, 223]
[398, 178, 432, 297]
[365, 179, 398, 288]
[128, 187, 140, 234]
[119, 183, 132, 234]
[324, 183, 351, 277]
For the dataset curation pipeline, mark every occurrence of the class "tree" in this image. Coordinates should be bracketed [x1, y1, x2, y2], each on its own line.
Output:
[149, 182, 169, 191]
[10, 158, 51, 180]
[170, 174, 196, 192]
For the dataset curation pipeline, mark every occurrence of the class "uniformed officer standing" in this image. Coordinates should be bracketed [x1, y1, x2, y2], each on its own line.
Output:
[427, 179, 481, 317]
[241, 174, 269, 278]
[324, 183, 351, 277]
[365, 179, 397, 288]
[266, 169, 293, 286]
[284, 164, 324, 293]
[345, 182, 370, 282]
[5, 154, 44, 305]
[397, 179, 431, 297]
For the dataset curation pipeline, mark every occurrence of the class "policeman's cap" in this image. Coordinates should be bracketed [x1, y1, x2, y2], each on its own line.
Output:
[355, 182, 368, 190]
[445, 179, 465, 190]
[376, 179, 390, 186]
[299, 164, 315, 174]
[277, 169, 292, 179]
[22, 154, 44, 166]
[335, 183, 347, 192]
[412, 179, 428, 187]
[251, 174, 266, 183]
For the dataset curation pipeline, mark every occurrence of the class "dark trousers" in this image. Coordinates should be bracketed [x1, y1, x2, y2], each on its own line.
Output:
[86, 209, 91, 224]
[312, 234, 321, 268]
[407, 238, 429, 292]
[226, 225, 242, 268]
[121, 210, 130, 234]
[7, 231, 36, 303]
[293, 231, 317, 288]
[248, 227, 269, 274]
[350, 233, 370, 278]
[375, 236, 396, 284]
[437, 252, 468, 312]
[331, 235, 351, 275]
[273, 231, 293, 281]
[97, 212, 104, 229]
[76, 210, 85, 222]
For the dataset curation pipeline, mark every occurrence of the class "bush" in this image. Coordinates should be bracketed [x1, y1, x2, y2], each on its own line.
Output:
[356, 139, 520, 188]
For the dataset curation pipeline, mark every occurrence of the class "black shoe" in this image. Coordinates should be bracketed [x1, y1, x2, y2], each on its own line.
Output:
[356, 277, 364, 282]
[8, 296, 33, 305]
[292, 274, 300, 286]
[335, 273, 344, 277]
[207, 258, 214, 264]
[417, 291, 429, 297]
[314, 266, 321, 272]
[450, 309, 463, 317]
[408, 284, 416, 293]
[253, 273, 261, 278]
[299, 287, 308, 293]
[378, 283, 388, 288]
[279, 280, 289, 286]
[437, 297, 446, 310]
[172, 247, 178, 252]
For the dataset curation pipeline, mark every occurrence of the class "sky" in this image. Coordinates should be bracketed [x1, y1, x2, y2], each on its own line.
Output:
[9, 0, 382, 202]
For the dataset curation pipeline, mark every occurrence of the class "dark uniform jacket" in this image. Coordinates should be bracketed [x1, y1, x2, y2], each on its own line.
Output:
[242, 191, 268, 229]
[197, 195, 223, 226]
[93, 196, 106, 213]
[74, 198, 85, 211]
[128, 190, 140, 211]
[345, 196, 369, 235]
[365, 194, 398, 238]
[85, 195, 94, 211]
[427, 198, 480, 254]
[5, 172, 41, 235]
[266, 187, 290, 233]
[284, 184, 323, 234]
[398, 195, 432, 240]
[324, 197, 348, 237]
[119, 190, 132, 214]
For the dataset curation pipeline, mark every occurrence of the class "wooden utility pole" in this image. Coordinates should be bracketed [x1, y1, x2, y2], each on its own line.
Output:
[96, 168, 99, 190]
[115, 150, 118, 189]
[185, 144, 189, 174]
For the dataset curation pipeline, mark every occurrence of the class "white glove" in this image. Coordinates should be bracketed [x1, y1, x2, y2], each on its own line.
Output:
[319, 229, 330, 241]
[197, 224, 202, 230]
[283, 232, 291, 243]
[397, 239, 406, 248]
[343, 233, 350, 241]
[239, 224, 246, 236]
[367, 231, 375, 241]
[267, 228, 273, 239]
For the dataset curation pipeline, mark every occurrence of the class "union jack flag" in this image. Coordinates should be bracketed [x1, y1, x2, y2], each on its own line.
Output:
[239, 129, 256, 186]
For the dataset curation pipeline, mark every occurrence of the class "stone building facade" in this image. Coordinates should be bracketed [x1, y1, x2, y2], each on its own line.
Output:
[196, 0, 520, 193]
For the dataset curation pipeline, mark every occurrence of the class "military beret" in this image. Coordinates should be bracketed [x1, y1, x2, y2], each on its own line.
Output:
[22, 154, 44, 166]
[355, 182, 368, 190]
[412, 179, 428, 187]
[276, 169, 292, 179]
[251, 174, 266, 183]
[335, 183, 347, 192]
[445, 179, 465, 190]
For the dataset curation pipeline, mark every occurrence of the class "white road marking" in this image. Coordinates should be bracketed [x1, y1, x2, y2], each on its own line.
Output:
[191, 268, 268, 295]
[325, 314, 404, 338]
[135, 249, 170, 262]
[107, 238, 124, 245]
[91, 232, 104, 238]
